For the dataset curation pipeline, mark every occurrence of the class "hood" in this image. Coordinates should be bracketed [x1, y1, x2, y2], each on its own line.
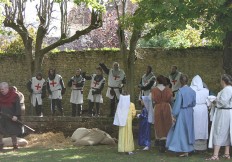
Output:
[190, 75, 203, 91]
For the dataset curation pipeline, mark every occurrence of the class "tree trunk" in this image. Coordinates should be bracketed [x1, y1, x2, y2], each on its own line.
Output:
[127, 29, 141, 102]
[223, 31, 232, 75]
[34, 52, 44, 75]
[24, 39, 33, 78]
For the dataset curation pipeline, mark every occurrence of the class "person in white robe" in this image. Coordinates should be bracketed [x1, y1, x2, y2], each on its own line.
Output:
[190, 75, 209, 151]
[47, 68, 66, 116]
[27, 72, 46, 116]
[206, 74, 232, 160]
[169, 65, 182, 98]
[82, 67, 105, 117]
[138, 65, 156, 100]
[68, 68, 85, 117]
[99, 62, 126, 117]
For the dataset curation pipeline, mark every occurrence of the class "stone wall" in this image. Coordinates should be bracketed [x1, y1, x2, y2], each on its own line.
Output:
[0, 48, 223, 116]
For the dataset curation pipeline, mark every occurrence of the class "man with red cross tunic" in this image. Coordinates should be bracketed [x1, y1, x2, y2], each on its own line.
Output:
[99, 62, 126, 117]
[138, 65, 156, 99]
[168, 65, 182, 98]
[27, 72, 46, 116]
[47, 68, 66, 116]
[68, 68, 85, 117]
[82, 67, 105, 117]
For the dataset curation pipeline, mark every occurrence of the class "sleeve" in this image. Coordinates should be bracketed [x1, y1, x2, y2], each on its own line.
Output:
[26, 80, 33, 93]
[130, 103, 137, 119]
[46, 79, 52, 94]
[192, 91, 196, 107]
[99, 63, 110, 75]
[138, 78, 142, 87]
[67, 78, 73, 87]
[76, 78, 85, 87]
[20, 93, 25, 104]
[122, 74, 126, 84]
[217, 88, 231, 108]
[59, 77, 65, 89]
[139, 108, 148, 119]
[42, 82, 46, 98]
[83, 74, 92, 80]
[141, 80, 155, 91]
[172, 91, 182, 118]
[167, 88, 173, 103]
[14, 96, 21, 117]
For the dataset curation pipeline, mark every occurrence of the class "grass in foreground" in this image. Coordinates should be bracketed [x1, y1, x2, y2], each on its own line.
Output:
[0, 145, 229, 162]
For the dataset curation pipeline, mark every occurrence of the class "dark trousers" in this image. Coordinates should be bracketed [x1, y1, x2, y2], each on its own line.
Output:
[72, 104, 82, 117]
[0, 134, 17, 148]
[110, 95, 118, 117]
[51, 99, 63, 116]
[88, 100, 100, 116]
[35, 100, 43, 116]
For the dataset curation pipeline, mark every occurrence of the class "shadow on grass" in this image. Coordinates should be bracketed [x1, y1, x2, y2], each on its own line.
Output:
[0, 145, 229, 162]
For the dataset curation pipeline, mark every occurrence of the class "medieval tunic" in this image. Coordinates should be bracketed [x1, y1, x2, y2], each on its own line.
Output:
[29, 77, 46, 106]
[166, 85, 196, 152]
[113, 95, 136, 152]
[152, 84, 172, 139]
[138, 96, 154, 147]
[0, 89, 22, 136]
[208, 86, 232, 148]
[106, 69, 125, 100]
[68, 75, 85, 104]
[87, 74, 105, 103]
[139, 72, 156, 98]
[169, 71, 182, 96]
[190, 75, 209, 150]
[47, 74, 64, 99]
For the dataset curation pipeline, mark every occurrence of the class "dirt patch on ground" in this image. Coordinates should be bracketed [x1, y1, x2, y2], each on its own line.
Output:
[24, 132, 73, 149]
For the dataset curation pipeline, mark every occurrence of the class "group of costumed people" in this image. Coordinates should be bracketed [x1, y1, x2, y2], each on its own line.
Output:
[113, 65, 232, 161]
[0, 62, 232, 160]
[26, 62, 125, 117]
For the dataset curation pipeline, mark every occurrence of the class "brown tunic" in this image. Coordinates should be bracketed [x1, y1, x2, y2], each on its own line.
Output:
[152, 87, 172, 139]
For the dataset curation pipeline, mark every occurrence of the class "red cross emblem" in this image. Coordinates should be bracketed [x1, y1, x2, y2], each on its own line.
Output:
[172, 80, 177, 85]
[93, 81, 99, 87]
[50, 80, 57, 87]
[114, 75, 120, 80]
[35, 83, 41, 90]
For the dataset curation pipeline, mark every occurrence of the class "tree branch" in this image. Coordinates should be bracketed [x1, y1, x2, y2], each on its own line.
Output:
[40, 10, 102, 55]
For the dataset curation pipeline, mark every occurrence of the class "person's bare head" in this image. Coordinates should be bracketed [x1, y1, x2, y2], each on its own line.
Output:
[96, 67, 103, 75]
[0, 82, 9, 95]
[180, 74, 188, 86]
[36, 72, 43, 80]
[171, 65, 178, 74]
[76, 68, 81, 76]
[113, 62, 119, 71]
[221, 74, 232, 88]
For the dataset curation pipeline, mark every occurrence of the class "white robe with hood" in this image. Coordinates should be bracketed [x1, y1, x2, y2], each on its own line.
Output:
[190, 75, 209, 140]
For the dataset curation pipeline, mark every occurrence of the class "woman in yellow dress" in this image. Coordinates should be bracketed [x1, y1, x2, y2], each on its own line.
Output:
[113, 94, 136, 155]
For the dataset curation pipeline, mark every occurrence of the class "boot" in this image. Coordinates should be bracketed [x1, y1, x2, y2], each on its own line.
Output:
[77, 104, 82, 117]
[110, 98, 116, 117]
[0, 144, 3, 152]
[13, 144, 18, 151]
[95, 103, 100, 117]
[88, 101, 94, 117]
[159, 140, 166, 153]
[71, 104, 77, 117]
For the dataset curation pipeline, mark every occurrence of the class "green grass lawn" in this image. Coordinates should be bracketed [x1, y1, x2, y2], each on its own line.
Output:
[0, 145, 230, 162]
